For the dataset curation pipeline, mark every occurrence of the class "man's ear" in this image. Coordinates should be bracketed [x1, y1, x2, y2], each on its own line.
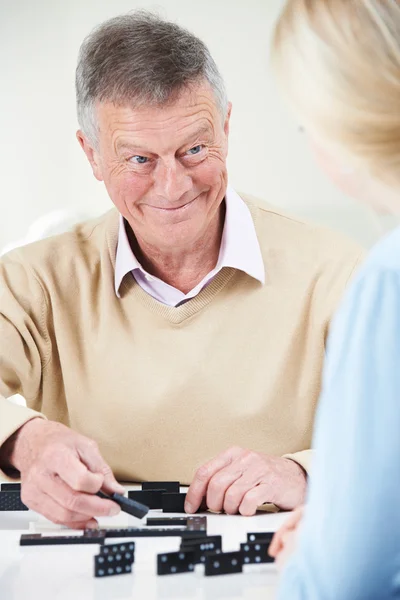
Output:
[224, 102, 232, 137]
[76, 131, 104, 182]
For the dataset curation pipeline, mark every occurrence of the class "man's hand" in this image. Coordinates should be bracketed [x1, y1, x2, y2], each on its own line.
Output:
[1, 418, 125, 529]
[184, 446, 307, 515]
[269, 506, 304, 570]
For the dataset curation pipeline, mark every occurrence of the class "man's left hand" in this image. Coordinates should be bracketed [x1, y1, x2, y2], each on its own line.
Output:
[184, 446, 307, 515]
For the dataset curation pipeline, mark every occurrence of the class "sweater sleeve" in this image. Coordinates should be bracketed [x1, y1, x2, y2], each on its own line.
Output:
[282, 450, 313, 474]
[277, 269, 400, 600]
[281, 251, 365, 478]
[0, 254, 49, 474]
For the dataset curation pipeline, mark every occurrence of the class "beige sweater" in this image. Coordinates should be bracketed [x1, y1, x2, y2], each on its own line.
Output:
[0, 196, 363, 482]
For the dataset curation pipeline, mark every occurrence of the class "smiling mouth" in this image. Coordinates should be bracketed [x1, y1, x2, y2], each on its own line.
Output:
[148, 196, 198, 212]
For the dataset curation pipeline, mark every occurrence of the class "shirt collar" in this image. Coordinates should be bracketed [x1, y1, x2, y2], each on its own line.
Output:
[114, 187, 265, 297]
[216, 187, 265, 283]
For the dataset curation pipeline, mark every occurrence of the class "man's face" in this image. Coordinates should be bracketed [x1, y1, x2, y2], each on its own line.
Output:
[79, 83, 231, 251]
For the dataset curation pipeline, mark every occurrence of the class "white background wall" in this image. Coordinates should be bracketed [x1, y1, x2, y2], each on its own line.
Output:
[0, 0, 397, 250]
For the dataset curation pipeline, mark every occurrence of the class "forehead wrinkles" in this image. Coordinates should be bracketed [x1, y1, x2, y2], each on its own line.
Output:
[98, 91, 220, 151]
[112, 115, 216, 156]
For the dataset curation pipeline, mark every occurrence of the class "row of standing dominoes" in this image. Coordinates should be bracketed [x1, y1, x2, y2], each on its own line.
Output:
[128, 481, 192, 513]
[0, 480, 193, 515]
[0, 480, 185, 517]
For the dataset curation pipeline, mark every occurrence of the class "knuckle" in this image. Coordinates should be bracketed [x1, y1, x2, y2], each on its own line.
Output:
[64, 492, 82, 513]
[99, 464, 112, 478]
[70, 471, 90, 491]
[85, 439, 99, 452]
[207, 473, 223, 492]
[242, 449, 258, 462]
[195, 465, 210, 483]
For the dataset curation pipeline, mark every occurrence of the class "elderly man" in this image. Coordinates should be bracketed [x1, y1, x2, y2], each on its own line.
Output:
[0, 12, 362, 529]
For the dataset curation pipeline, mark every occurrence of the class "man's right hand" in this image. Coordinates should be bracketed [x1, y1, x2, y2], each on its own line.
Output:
[1, 418, 125, 529]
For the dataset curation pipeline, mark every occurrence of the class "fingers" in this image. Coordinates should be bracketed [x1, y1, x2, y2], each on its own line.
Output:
[52, 450, 104, 494]
[270, 530, 295, 563]
[77, 440, 125, 494]
[22, 436, 123, 527]
[269, 529, 286, 558]
[185, 447, 243, 513]
[22, 472, 120, 529]
[274, 530, 298, 571]
[269, 507, 304, 558]
[206, 468, 243, 513]
[41, 474, 121, 519]
[269, 521, 297, 558]
[24, 488, 100, 530]
[16, 421, 125, 528]
[236, 483, 272, 516]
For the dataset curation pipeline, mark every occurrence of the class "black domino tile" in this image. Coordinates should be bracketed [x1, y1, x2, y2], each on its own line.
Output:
[100, 549, 134, 564]
[240, 541, 274, 564]
[180, 536, 223, 564]
[20, 531, 106, 546]
[247, 531, 274, 543]
[94, 554, 133, 578]
[96, 490, 149, 519]
[142, 481, 180, 493]
[204, 551, 243, 576]
[161, 492, 187, 513]
[146, 517, 188, 527]
[100, 541, 135, 554]
[0, 491, 28, 511]
[0, 483, 21, 492]
[128, 490, 164, 509]
[83, 529, 107, 541]
[180, 535, 222, 552]
[88, 527, 207, 539]
[195, 549, 222, 564]
[157, 550, 196, 575]
[186, 516, 207, 532]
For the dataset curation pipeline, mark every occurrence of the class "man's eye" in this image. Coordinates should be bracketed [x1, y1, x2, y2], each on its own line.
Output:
[130, 156, 149, 164]
[186, 145, 204, 156]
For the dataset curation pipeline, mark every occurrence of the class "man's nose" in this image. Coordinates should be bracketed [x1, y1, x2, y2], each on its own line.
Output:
[153, 160, 192, 203]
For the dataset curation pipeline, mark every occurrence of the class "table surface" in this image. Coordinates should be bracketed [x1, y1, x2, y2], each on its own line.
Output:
[0, 486, 284, 600]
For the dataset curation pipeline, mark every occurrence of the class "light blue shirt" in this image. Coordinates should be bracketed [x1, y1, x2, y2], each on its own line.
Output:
[278, 226, 400, 600]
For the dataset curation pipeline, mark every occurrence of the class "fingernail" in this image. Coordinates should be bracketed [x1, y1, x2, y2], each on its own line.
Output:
[109, 504, 120, 516]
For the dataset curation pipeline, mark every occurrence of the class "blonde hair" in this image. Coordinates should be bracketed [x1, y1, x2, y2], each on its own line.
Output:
[272, 0, 400, 185]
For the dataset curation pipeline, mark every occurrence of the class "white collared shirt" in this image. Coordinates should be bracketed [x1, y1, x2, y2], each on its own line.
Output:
[114, 187, 265, 306]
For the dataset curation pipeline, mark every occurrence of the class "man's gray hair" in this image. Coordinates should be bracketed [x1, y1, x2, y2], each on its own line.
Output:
[76, 11, 228, 146]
